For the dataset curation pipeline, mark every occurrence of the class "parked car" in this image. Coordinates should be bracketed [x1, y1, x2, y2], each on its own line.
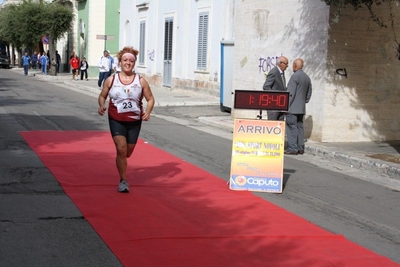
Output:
[0, 51, 10, 68]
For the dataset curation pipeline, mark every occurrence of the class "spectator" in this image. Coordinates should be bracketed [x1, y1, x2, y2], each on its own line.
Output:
[113, 54, 121, 74]
[80, 57, 89, 81]
[108, 50, 114, 76]
[37, 52, 42, 69]
[31, 51, 38, 70]
[69, 53, 80, 81]
[97, 50, 111, 89]
[285, 58, 312, 155]
[56, 50, 61, 73]
[40, 52, 48, 75]
[21, 51, 31, 76]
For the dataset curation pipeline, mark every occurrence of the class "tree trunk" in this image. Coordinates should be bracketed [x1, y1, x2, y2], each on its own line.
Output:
[48, 35, 57, 76]
[17, 49, 22, 68]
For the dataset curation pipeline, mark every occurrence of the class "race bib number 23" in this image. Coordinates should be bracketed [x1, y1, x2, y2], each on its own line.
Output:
[116, 100, 137, 113]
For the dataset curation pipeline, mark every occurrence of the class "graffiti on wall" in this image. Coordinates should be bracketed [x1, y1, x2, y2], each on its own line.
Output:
[258, 55, 282, 74]
[147, 50, 154, 61]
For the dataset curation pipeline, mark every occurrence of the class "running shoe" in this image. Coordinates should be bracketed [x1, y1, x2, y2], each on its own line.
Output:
[118, 180, 129, 193]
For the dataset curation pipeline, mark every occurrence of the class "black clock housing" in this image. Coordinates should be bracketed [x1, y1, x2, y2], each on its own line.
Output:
[234, 90, 289, 111]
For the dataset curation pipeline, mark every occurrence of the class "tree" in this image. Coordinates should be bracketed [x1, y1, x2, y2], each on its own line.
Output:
[43, 2, 74, 75]
[321, 0, 400, 59]
[0, 4, 24, 65]
[0, 0, 73, 72]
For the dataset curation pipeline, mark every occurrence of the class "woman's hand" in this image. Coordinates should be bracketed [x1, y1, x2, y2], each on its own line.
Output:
[98, 106, 107, 116]
[141, 112, 150, 121]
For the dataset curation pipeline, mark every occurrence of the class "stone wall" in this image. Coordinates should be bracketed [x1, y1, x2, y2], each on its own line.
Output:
[323, 3, 400, 141]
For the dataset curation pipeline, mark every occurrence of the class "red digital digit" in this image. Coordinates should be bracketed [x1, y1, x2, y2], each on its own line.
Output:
[270, 94, 279, 104]
[278, 95, 286, 107]
[259, 94, 268, 106]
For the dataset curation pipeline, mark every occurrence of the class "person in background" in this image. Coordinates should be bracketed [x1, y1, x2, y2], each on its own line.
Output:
[97, 46, 155, 193]
[37, 52, 42, 70]
[56, 50, 61, 73]
[108, 50, 114, 76]
[284, 58, 312, 155]
[80, 57, 89, 81]
[97, 50, 111, 89]
[262, 56, 289, 121]
[40, 52, 48, 75]
[31, 51, 38, 70]
[46, 50, 50, 72]
[113, 54, 121, 74]
[69, 53, 80, 81]
[21, 51, 31, 76]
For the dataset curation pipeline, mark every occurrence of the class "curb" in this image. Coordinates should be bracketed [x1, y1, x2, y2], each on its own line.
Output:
[199, 116, 400, 181]
[305, 143, 400, 181]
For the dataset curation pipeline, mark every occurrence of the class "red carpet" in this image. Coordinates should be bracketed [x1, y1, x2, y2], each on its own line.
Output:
[21, 131, 399, 267]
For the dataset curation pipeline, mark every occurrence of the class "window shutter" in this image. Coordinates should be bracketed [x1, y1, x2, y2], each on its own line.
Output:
[164, 19, 173, 61]
[197, 12, 209, 70]
[139, 21, 146, 65]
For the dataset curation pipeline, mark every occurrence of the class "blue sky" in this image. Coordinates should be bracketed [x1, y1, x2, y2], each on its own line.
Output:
[0, 0, 3, 4]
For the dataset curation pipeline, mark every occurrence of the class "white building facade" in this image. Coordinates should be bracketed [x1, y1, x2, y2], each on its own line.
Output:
[119, 0, 234, 96]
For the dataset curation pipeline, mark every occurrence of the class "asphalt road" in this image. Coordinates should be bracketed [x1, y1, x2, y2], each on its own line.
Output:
[1, 69, 399, 265]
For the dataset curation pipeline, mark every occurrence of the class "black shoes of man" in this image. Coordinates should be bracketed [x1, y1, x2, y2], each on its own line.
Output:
[284, 150, 304, 155]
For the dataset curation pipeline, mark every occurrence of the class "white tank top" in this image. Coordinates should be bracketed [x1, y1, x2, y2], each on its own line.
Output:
[108, 74, 143, 121]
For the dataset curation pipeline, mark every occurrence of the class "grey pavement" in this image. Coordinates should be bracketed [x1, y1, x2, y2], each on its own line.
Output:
[11, 67, 400, 181]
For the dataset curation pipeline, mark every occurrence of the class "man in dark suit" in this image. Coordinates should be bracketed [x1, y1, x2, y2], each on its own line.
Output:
[262, 56, 289, 120]
[285, 58, 312, 155]
[56, 50, 61, 73]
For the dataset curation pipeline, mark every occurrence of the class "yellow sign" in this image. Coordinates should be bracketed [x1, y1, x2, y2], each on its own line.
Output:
[229, 119, 285, 193]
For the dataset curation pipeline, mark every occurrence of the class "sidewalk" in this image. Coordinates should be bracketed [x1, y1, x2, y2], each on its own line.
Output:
[13, 68, 400, 181]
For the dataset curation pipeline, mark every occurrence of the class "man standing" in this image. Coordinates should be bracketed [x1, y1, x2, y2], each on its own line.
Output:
[31, 51, 38, 70]
[107, 50, 114, 76]
[285, 58, 312, 155]
[40, 52, 49, 75]
[56, 50, 61, 73]
[262, 56, 289, 120]
[21, 52, 31, 76]
[97, 50, 111, 89]
[112, 54, 120, 73]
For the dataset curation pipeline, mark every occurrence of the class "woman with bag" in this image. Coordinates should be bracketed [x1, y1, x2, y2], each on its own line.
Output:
[80, 57, 89, 81]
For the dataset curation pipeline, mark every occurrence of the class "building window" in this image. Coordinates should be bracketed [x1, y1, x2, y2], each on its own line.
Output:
[139, 21, 146, 65]
[197, 12, 209, 70]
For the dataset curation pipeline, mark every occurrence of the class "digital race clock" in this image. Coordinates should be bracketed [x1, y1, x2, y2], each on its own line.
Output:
[234, 90, 289, 111]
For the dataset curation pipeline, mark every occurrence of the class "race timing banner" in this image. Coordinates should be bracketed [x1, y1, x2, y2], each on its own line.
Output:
[229, 119, 285, 193]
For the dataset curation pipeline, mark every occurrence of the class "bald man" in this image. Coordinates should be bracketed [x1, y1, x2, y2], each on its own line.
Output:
[262, 56, 289, 120]
[285, 58, 312, 155]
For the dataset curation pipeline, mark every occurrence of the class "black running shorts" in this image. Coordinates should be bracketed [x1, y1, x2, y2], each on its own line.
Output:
[108, 118, 142, 144]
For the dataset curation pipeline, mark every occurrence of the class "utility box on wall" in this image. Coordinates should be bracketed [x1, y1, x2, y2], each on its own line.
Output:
[220, 40, 234, 112]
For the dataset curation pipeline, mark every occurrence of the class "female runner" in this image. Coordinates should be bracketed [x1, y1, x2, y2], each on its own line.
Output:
[98, 46, 155, 193]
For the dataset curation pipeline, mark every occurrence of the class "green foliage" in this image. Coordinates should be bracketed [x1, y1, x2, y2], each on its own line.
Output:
[0, 0, 74, 50]
[322, 0, 400, 59]
[43, 3, 74, 41]
[321, 0, 399, 27]
[0, 5, 23, 49]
